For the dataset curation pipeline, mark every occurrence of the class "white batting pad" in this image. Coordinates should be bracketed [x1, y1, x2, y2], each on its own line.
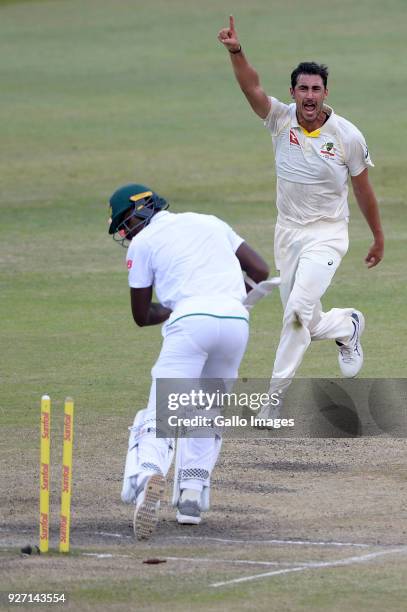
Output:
[172, 435, 222, 511]
[121, 408, 174, 503]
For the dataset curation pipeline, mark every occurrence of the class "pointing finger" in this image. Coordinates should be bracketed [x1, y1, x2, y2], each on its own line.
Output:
[229, 15, 235, 32]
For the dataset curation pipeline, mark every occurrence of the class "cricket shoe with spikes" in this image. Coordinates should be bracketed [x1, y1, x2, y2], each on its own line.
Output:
[336, 311, 365, 378]
[176, 489, 202, 525]
[133, 473, 165, 540]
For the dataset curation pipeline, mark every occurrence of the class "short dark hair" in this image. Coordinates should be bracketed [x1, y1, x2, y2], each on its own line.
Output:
[291, 62, 329, 89]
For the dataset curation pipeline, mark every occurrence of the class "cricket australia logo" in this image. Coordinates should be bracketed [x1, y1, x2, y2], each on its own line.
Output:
[320, 141, 336, 158]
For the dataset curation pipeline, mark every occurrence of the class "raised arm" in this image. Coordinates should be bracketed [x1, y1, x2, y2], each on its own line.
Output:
[218, 15, 271, 119]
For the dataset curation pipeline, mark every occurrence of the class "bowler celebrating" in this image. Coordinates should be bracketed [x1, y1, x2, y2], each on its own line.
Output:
[218, 16, 384, 403]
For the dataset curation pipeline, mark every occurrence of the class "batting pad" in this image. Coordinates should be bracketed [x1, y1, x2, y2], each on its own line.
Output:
[121, 408, 174, 504]
[172, 435, 222, 511]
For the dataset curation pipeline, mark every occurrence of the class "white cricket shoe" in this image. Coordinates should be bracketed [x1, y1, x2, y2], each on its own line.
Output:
[133, 473, 165, 540]
[176, 489, 201, 525]
[337, 311, 365, 378]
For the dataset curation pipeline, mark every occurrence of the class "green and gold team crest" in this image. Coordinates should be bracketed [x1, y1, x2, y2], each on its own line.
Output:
[320, 141, 336, 158]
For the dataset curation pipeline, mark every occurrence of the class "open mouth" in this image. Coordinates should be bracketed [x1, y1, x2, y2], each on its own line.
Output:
[303, 103, 316, 113]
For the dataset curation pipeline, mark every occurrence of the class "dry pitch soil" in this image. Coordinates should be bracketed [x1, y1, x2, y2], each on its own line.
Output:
[0, 435, 406, 611]
[1, 436, 406, 549]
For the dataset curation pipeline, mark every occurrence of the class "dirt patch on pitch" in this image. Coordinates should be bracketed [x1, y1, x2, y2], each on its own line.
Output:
[1, 432, 406, 552]
[1, 432, 407, 609]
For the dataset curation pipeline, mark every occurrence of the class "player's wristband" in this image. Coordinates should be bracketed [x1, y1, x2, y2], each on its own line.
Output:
[229, 45, 242, 54]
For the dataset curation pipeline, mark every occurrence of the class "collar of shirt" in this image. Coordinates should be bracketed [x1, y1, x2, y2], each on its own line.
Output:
[148, 210, 172, 226]
[290, 103, 336, 137]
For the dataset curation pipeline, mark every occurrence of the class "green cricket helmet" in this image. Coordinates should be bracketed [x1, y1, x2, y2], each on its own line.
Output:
[108, 183, 169, 246]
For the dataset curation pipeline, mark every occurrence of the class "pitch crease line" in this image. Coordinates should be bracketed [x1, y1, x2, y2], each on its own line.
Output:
[170, 536, 371, 548]
[165, 555, 385, 569]
[211, 546, 407, 588]
[82, 553, 131, 559]
[95, 531, 132, 539]
[166, 556, 282, 566]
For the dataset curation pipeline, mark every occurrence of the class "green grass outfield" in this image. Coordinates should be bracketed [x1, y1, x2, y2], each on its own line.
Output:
[0, 0, 406, 609]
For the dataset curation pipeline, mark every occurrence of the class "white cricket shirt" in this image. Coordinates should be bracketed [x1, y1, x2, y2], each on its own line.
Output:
[264, 97, 374, 226]
[126, 211, 248, 324]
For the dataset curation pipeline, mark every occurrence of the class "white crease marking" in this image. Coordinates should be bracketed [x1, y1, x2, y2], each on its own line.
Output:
[166, 556, 282, 566]
[170, 536, 371, 548]
[82, 553, 131, 559]
[210, 547, 407, 588]
[95, 531, 132, 539]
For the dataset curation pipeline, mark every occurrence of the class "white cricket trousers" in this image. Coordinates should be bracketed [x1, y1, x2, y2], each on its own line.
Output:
[271, 219, 356, 387]
[139, 315, 249, 492]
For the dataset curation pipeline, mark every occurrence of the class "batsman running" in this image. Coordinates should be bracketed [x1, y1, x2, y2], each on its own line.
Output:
[108, 183, 276, 539]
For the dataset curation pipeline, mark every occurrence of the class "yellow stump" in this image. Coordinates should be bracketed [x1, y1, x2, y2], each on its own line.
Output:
[39, 395, 51, 553]
[59, 397, 74, 553]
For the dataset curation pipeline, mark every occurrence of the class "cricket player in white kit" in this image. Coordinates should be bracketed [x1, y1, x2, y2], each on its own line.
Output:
[108, 183, 269, 538]
[218, 16, 384, 400]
